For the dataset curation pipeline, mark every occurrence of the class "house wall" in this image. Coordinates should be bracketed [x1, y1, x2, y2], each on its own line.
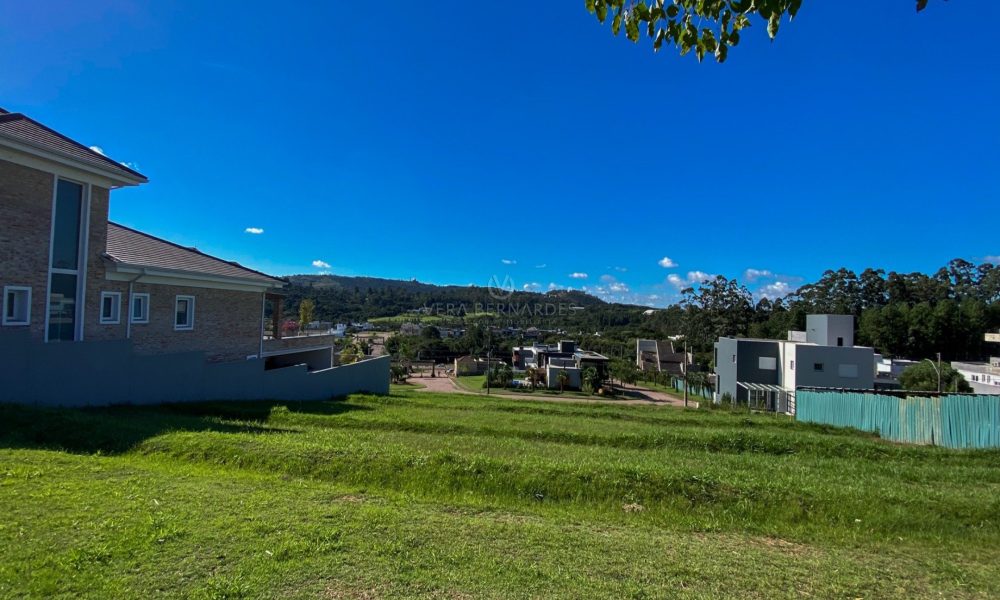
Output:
[0, 158, 118, 343]
[735, 340, 781, 402]
[0, 159, 56, 342]
[714, 338, 739, 402]
[806, 314, 855, 347]
[0, 329, 389, 407]
[795, 345, 874, 390]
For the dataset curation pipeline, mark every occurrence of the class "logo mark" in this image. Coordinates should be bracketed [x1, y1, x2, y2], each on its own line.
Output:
[487, 274, 515, 300]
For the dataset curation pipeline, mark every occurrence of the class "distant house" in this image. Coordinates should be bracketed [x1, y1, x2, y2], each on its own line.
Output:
[714, 315, 876, 413]
[453, 355, 502, 376]
[0, 108, 387, 406]
[511, 340, 609, 390]
[636, 339, 690, 376]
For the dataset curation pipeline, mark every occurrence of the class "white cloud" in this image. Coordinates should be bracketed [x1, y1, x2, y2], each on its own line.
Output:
[535, 263, 547, 269]
[667, 274, 686, 290]
[757, 280, 795, 300]
[600, 274, 617, 283]
[686, 271, 714, 284]
[522, 282, 540, 291]
[501, 258, 517, 265]
[548, 282, 560, 290]
[609, 282, 629, 293]
[244, 227, 264, 235]
[658, 256, 677, 268]
[614, 266, 628, 272]
[569, 272, 588, 279]
[312, 259, 331, 269]
[985, 255, 1000, 264]
[88, 145, 105, 155]
[743, 268, 773, 282]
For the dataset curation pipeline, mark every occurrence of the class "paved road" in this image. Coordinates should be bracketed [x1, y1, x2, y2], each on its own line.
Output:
[407, 375, 696, 408]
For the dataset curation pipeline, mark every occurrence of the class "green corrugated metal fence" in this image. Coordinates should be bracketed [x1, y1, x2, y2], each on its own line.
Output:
[796, 390, 1000, 449]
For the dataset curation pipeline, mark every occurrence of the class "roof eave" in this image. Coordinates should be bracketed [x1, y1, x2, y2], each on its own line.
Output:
[106, 259, 286, 290]
[0, 132, 147, 186]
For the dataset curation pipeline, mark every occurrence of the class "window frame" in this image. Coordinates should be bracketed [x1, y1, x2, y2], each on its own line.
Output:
[174, 295, 195, 331]
[99, 291, 121, 325]
[130, 293, 150, 324]
[813, 362, 825, 372]
[2, 286, 32, 326]
[45, 176, 90, 342]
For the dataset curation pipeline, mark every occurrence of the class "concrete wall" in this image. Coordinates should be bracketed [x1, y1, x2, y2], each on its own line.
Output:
[714, 338, 738, 401]
[795, 345, 874, 390]
[545, 364, 581, 390]
[0, 329, 389, 407]
[806, 314, 855, 347]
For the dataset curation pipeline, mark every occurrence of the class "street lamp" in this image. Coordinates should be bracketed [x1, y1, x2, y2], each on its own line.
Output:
[924, 352, 942, 393]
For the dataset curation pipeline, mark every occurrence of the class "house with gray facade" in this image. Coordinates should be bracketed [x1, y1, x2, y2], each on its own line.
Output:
[714, 315, 875, 413]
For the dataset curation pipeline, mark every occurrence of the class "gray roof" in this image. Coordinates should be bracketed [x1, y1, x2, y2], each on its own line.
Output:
[106, 222, 285, 286]
[0, 111, 146, 182]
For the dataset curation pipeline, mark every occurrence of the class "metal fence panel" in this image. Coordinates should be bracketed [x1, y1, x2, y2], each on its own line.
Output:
[796, 390, 1000, 449]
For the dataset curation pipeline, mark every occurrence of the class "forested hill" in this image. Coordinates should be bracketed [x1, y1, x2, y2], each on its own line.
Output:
[283, 274, 632, 325]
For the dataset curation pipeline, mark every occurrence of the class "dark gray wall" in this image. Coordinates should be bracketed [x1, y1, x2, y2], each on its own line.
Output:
[795, 345, 874, 390]
[0, 330, 389, 407]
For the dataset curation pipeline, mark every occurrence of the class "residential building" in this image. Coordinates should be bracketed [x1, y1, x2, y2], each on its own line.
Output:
[874, 355, 919, 390]
[636, 339, 690, 376]
[951, 358, 1000, 394]
[713, 315, 876, 413]
[511, 340, 609, 390]
[0, 108, 388, 405]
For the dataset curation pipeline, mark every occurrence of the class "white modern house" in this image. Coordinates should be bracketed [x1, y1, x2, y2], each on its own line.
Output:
[714, 315, 876, 413]
[951, 331, 1000, 394]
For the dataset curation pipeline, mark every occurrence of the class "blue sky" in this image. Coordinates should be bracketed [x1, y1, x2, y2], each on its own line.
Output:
[2, 1, 998, 307]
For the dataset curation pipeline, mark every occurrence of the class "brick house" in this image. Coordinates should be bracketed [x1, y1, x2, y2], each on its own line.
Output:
[0, 108, 388, 405]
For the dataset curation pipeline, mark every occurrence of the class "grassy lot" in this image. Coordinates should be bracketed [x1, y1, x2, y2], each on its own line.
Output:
[452, 374, 600, 398]
[2, 391, 999, 598]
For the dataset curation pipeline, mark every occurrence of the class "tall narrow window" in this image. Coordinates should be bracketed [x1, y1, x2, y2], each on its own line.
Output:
[175, 295, 195, 330]
[47, 179, 86, 342]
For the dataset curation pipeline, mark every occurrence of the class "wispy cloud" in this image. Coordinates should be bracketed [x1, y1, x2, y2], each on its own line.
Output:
[686, 271, 714, 284]
[985, 255, 1000, 264]
[614, 266, 628, 272]
[667, 274, 686, 290]
[658, 256, 677, 268]
[88, 145, 105, 155]
[501, 258, 517, 265]
[535, 263, 547, 269]
[743, 268, 773, 282]
[522, 282, 540, 291]
[569, 272, 588, 279]
[609, 282, 629, 293]
[312, 259, 331, 269]
[600, 274, 617, 283]
[244, 227, 264, 235]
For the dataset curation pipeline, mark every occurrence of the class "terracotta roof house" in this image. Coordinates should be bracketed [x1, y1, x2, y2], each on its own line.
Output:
[0, 109, 388, 406]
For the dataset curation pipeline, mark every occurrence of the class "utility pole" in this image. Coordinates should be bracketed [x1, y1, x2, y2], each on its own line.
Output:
[486, 328, 492, 396]
[683, 338, 689, 409]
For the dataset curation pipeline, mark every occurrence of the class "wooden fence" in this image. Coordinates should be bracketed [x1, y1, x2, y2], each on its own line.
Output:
[796, 389, 1000, 449]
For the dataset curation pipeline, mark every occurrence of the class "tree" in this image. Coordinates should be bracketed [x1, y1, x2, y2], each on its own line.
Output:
[898, 361, 972, 393]
[556, 369, 570, 392]
[582, 366, 601, 394]
[586, 0, 936, 63]
[298, 298, 316, 333]
[525, 366, 540, 391]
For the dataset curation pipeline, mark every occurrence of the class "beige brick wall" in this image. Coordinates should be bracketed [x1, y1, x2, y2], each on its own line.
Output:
[125, 283, 264, 363]
[0, 159, 54, 341]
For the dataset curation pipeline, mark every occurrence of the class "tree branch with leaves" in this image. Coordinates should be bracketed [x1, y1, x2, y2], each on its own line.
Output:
[586, 0, 937, 63]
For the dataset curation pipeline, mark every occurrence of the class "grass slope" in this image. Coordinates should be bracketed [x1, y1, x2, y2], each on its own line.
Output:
[2, 391, 999, 598]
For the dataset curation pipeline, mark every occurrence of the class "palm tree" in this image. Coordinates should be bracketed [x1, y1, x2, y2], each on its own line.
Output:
[557, 369, 569, 393]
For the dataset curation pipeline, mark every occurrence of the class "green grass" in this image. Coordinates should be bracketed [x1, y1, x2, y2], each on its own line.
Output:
[2, 390, 999, 598]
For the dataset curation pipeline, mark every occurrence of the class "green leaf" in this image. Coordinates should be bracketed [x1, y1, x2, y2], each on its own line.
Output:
[767, 13, 780, 39]
[666, 4, 679, 18]
[917, 0, 929, 11]
[596, 1, 608, 22]
[612, 12, 622, 35]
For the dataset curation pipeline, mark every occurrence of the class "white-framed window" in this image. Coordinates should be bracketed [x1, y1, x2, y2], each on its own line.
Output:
[790, 360, 795, 371]
[758, 356, 777, 371]
[3, 286, 32, 326]
[99, 292, 121, 324]
[130, 293, 150, 324]
[174, 295, 195, 331]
